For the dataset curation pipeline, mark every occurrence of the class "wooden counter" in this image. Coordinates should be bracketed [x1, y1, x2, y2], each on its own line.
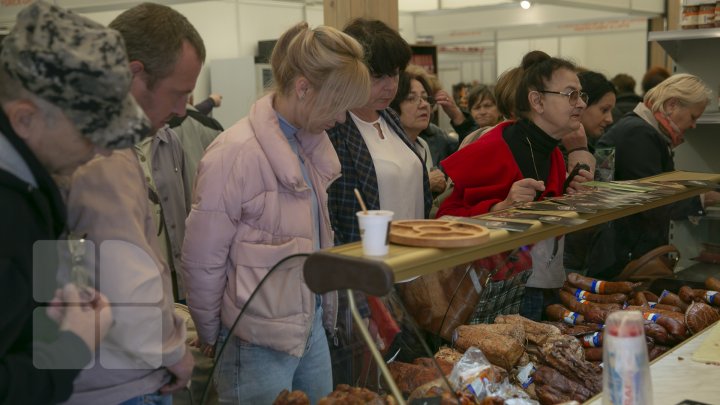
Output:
[585, 320, 720, 405]
[324, 171, 720, 282]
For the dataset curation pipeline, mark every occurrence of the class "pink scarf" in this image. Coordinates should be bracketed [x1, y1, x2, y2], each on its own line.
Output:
[651, 105, 684, 148]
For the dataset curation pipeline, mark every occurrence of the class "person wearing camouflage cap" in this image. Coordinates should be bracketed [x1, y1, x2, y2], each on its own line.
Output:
[61, 3, 204, 405]
[0, 1, 150, 403]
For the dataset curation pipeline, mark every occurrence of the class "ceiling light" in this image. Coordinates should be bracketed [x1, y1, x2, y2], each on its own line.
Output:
[520, 1, 531, 9]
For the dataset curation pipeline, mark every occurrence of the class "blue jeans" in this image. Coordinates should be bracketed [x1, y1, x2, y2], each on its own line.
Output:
[117, 392, 171, 405]
[214, 307, 332, 404]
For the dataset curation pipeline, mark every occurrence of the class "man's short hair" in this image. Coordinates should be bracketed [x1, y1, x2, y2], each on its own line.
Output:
[0, 1, 150, 149]
[110, 3, 206, 88]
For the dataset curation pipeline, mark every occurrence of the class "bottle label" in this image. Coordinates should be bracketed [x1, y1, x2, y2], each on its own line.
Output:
[575, 289, 589, 299]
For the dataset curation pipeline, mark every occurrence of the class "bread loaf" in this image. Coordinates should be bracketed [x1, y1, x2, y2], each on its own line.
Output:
[273, 390, 310, 405]
[453, 325, 525, 370]
[494, 314, 560, 346]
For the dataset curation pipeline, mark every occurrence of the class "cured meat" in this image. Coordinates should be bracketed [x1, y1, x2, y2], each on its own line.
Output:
[567, 272, 640, 294]
[685, 301, 720, 334]
[533, 365, 595, 405]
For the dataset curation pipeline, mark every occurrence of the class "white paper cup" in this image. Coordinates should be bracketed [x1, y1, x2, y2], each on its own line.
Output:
[356, 210, 394, 256]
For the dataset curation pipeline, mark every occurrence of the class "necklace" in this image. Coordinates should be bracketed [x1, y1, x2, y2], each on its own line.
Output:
[525, 137, 540, 180]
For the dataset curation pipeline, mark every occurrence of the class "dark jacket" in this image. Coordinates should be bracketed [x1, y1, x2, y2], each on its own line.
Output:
[588, 111, 704, 278]
[611, 93, 642, 124]
[327, 108, 432, 245]
[451, 111, 478, 143]
[419, 123, 458, 166]
[0, 110, 90, 404]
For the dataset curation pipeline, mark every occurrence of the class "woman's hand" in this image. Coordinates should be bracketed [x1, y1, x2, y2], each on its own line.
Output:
[566, 168, 593, 194]
[429, 168, 447, 194]
[434, 90, 465, 125]
[190, 335, 216, 358]
[492, 178, 545, 211]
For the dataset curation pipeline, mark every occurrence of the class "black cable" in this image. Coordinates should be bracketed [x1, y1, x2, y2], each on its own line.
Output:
[199, 253, 310, 405]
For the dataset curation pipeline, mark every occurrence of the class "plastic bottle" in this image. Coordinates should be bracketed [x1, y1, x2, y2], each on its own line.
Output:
[602, 311, 653, 405]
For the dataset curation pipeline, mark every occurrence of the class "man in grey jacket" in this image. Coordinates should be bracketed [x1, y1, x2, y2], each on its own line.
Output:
[62, 3, 205, 404]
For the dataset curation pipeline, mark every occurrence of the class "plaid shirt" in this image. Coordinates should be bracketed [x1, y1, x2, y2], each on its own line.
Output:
[327, 108, 431, 245]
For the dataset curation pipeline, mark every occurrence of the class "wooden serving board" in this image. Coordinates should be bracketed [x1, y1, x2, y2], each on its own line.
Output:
[389, 219, 490, 248]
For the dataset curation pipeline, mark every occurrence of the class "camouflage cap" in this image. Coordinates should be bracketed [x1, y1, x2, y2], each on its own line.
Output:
[0, 1, 150, 149]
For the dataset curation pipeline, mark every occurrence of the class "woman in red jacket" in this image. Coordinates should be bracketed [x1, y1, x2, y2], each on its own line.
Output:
[437, 51, 591, 320]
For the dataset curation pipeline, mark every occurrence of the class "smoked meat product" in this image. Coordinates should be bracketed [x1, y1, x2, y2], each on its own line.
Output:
[533, 365, 594, 405]
[685, 301, 720, 334]
[545, 304, 585, 325]
[658, 290, 689, 311]
[539, 335, 602, 394]
[562, 284, 627, 304]
[567, 273, 640, 294]
[706, 276, 720, 292]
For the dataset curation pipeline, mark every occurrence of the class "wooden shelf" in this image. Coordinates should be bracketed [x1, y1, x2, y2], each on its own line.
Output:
[322, 171, 720, 282]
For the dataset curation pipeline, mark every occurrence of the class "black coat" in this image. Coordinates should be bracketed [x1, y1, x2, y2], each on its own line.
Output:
[586, 112, 704, 278]
[0, 110, 90, 404]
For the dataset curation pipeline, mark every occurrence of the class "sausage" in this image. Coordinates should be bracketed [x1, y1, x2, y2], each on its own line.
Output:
[567, 272, 640, 294]
[545, 304, 585, 325]
[583, 347, 603, 362]
[629, 291, 648, 307]
[706, 276, 720, 292]
[642, 291, 659, 302]
[559, 290, 620, 315]
[643, 311, 688, 341]
[679, 286, 720, 307]
[562, 284, 628, 305]
[579, 332, 603, 348]
[644, 322, 673, 345]
[624, 305, 685, 323]
[650, 303, 682, 313]
[658, 290, 689, 311]
[648, 345, 671, 361]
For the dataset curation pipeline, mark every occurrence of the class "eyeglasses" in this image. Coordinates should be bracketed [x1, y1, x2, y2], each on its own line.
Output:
[539, 89, 589, 106]
[404, 94, 436, 107]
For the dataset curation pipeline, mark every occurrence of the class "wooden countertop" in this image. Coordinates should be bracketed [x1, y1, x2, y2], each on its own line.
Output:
[324, 171, 720, 282]
[584, 320, 720, 405]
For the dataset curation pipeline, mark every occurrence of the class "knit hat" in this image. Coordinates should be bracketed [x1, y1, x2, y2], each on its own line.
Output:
[0, 1, 150, 148]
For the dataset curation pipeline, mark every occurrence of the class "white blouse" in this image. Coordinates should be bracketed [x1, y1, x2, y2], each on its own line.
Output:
[350, 112, 424, 221]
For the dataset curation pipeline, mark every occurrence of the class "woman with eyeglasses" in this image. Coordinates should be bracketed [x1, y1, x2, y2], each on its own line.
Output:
[437, 50, 591, 320]
[389, 71, 448, 195]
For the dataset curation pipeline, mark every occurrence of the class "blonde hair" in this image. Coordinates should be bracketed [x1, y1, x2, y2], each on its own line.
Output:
[271, 23, 370, 126]
[644, 73, 711, 114]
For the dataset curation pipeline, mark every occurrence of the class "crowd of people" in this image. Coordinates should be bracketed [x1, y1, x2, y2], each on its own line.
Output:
[2, 1, 719, 404]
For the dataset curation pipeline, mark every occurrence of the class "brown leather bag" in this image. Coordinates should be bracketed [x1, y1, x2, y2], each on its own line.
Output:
[615, 245, 679, 284]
